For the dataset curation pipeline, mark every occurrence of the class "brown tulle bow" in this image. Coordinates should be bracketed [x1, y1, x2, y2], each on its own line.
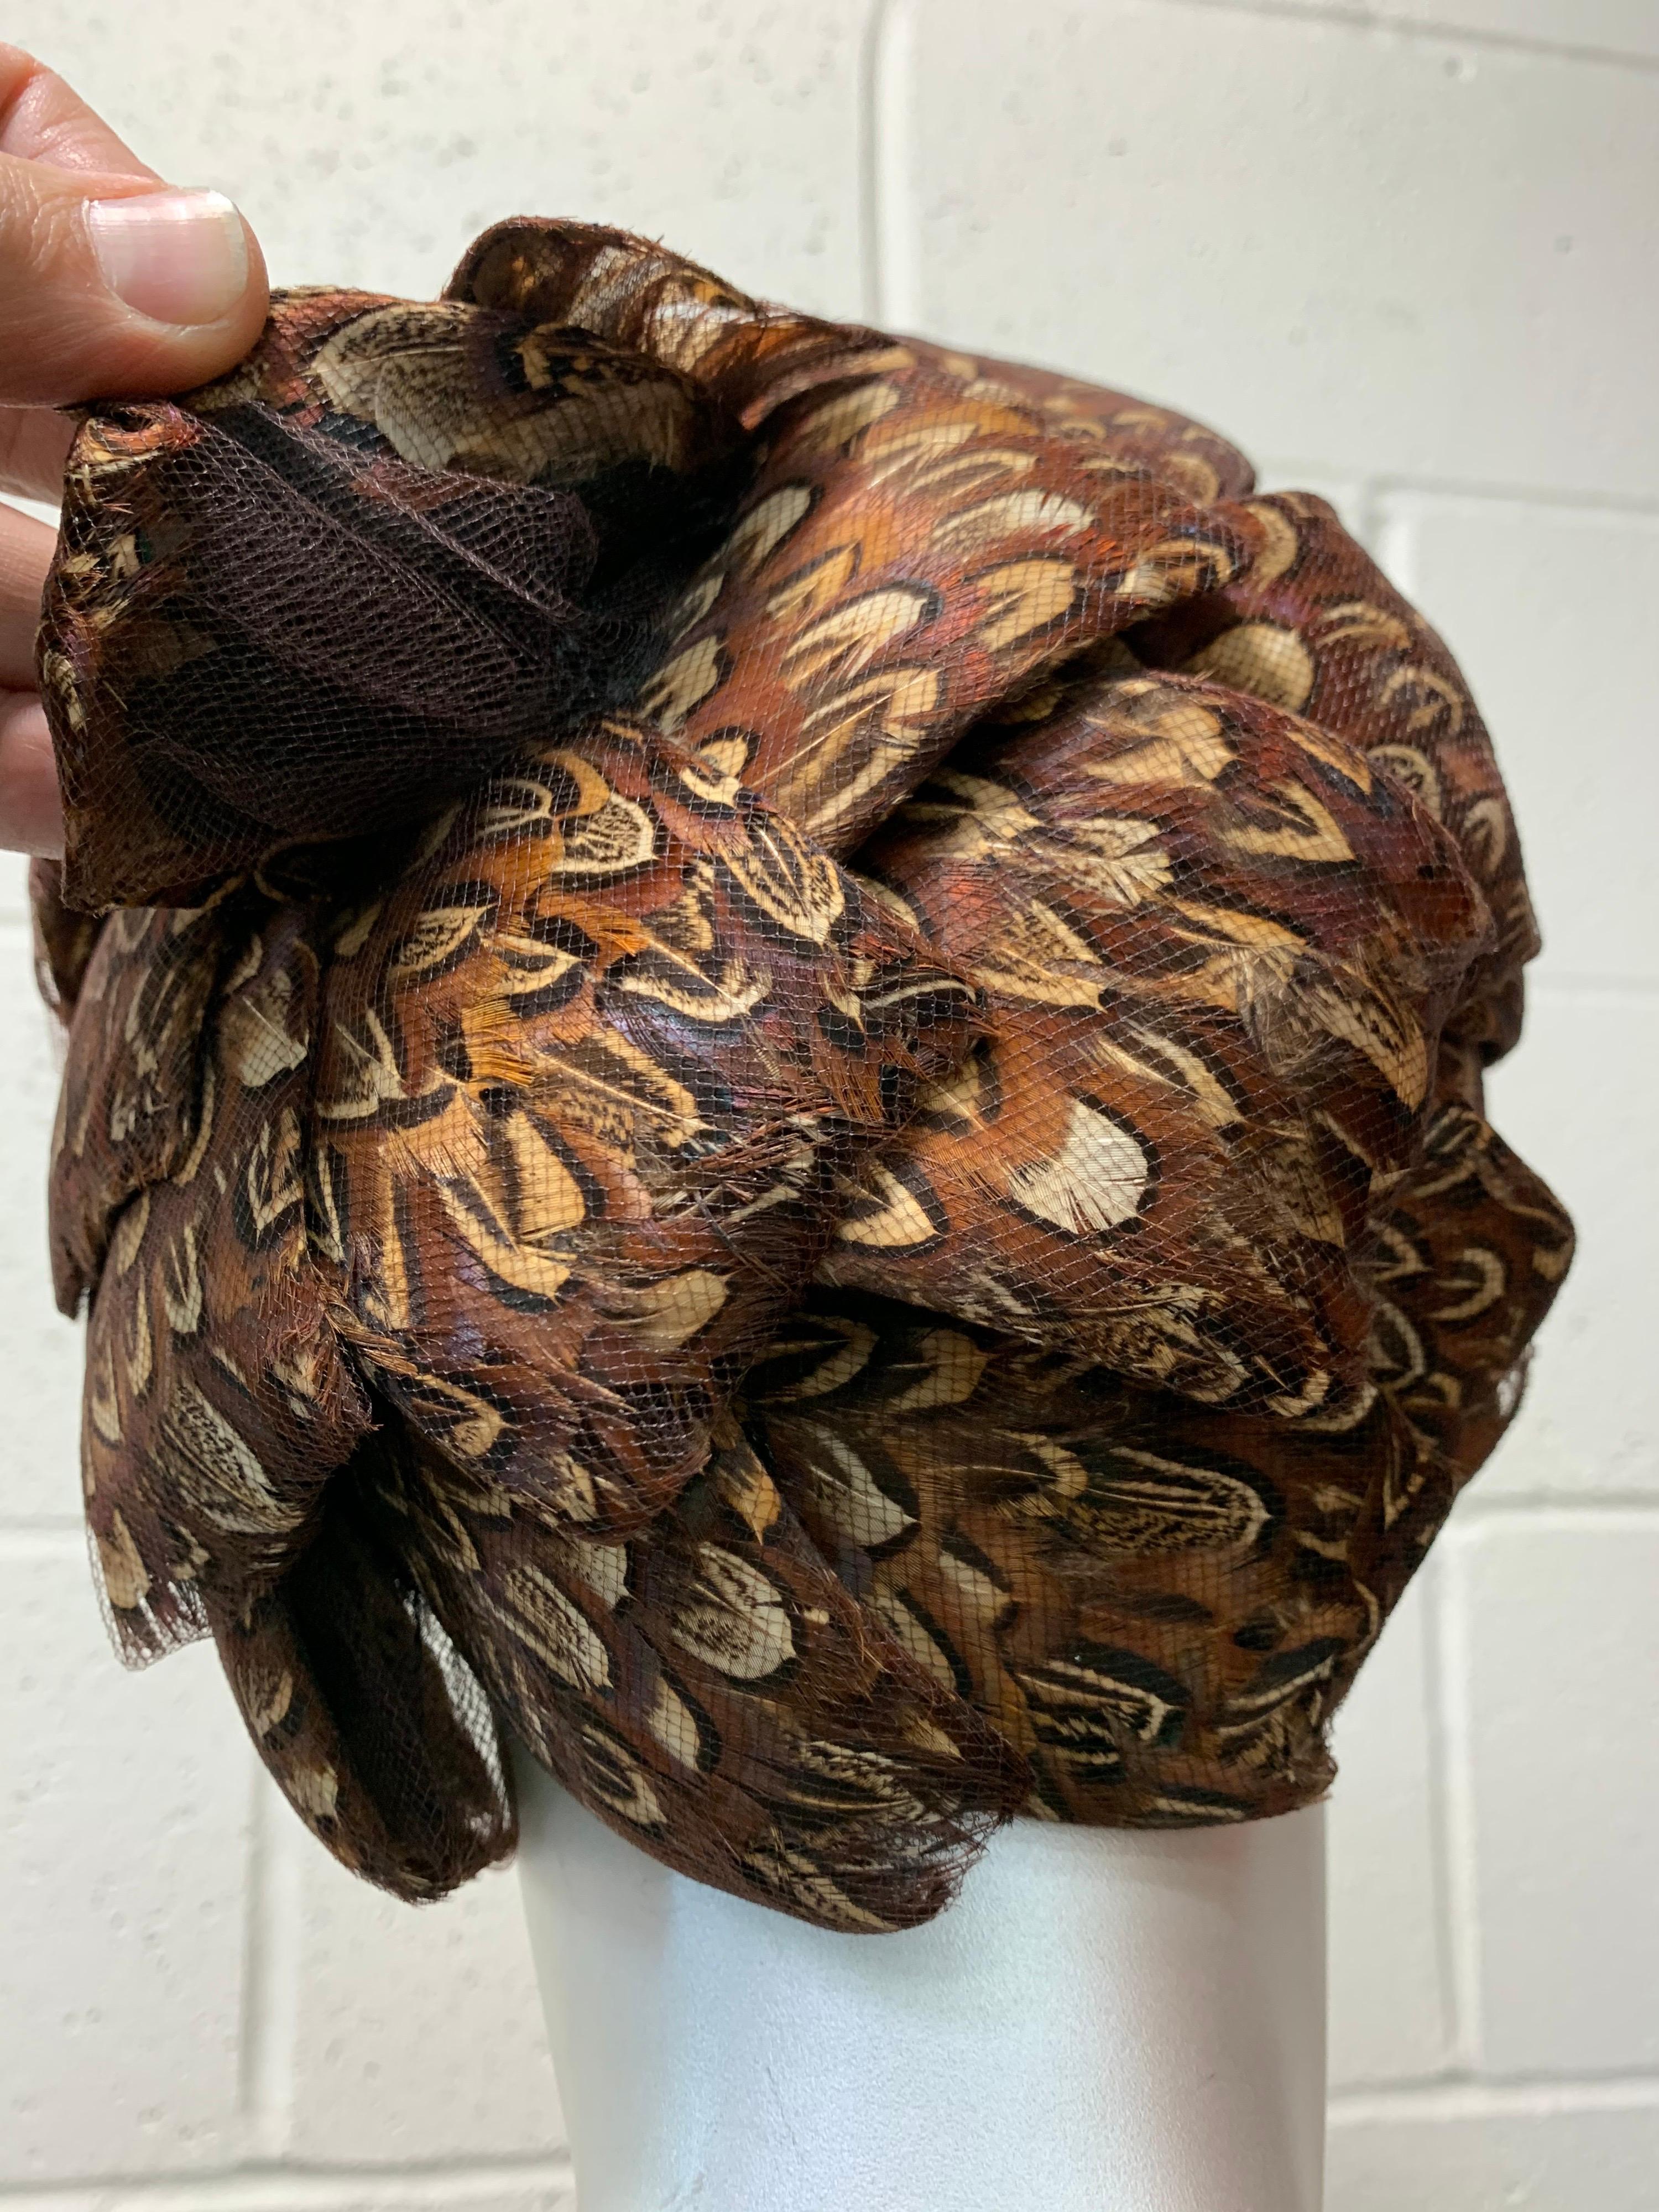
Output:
[33, 219, 1571, 1931]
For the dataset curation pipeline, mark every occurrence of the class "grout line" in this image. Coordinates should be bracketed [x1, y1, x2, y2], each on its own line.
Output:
[1368, 473, 1659, 521]
[855, 0, 893, 325]
[0, 1522, 87, 1559]
[1432, 1538, 1484, 2073]
[1246, 463, 1659, 523]
[1415, 1559, 1462, 2073]
[0, 2153, 576, 2208]
[1347, 478, 1385, 561]
[1147, 0, 1659, 76]
[1331, 2072, 1659, 2124]
[1373, 502, 1423, 650]
[1524, 971, 1659, 1004]
[1449, 1500, 1659, 1533]
[858, 0, 914, 331]
[1371, 499, 1416, 605]
[238, 1775, 305, 2163]
[1452, 1490, 1659, 1519]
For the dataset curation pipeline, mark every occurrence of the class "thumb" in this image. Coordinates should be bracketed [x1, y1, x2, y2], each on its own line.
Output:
[0, 156, 269, 406]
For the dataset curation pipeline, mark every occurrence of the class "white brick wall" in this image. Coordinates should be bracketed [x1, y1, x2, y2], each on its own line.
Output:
[0, 3, 1650, 2203]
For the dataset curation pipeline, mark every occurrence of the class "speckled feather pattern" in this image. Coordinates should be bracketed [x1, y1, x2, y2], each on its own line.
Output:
[30, 218, 1571, 1929]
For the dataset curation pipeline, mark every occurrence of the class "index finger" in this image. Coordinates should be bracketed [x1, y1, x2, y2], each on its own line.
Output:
[0, 45, 155, 178]
[0, 498, 54, 684]
[0, 406, 72, 503]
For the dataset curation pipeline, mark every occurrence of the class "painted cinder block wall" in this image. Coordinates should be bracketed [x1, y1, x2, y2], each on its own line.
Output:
[1, 4, 1652, 2205]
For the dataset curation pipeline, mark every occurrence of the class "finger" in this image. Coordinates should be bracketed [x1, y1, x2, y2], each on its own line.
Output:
[0, 498, 54, 683]
[0, 689, 62, 858]
[0, 45, 155, 178]
[0, 153, 268, 407]
[0, 406, 71, 503]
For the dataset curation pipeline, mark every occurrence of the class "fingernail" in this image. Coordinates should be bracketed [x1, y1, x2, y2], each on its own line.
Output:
[86, 189, 250, 327]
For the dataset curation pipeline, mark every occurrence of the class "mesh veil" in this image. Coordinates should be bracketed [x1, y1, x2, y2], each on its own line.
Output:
[30, 218, 1572, 1930]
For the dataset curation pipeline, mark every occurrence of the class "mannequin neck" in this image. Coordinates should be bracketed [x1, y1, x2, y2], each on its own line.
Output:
[514, 1757, 1327, 2212]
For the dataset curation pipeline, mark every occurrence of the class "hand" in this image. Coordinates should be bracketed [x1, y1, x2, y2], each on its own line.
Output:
[0, 46, 269, 858]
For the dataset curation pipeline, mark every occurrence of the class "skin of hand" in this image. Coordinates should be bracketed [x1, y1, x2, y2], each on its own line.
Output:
[0, 46, 269, 858]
